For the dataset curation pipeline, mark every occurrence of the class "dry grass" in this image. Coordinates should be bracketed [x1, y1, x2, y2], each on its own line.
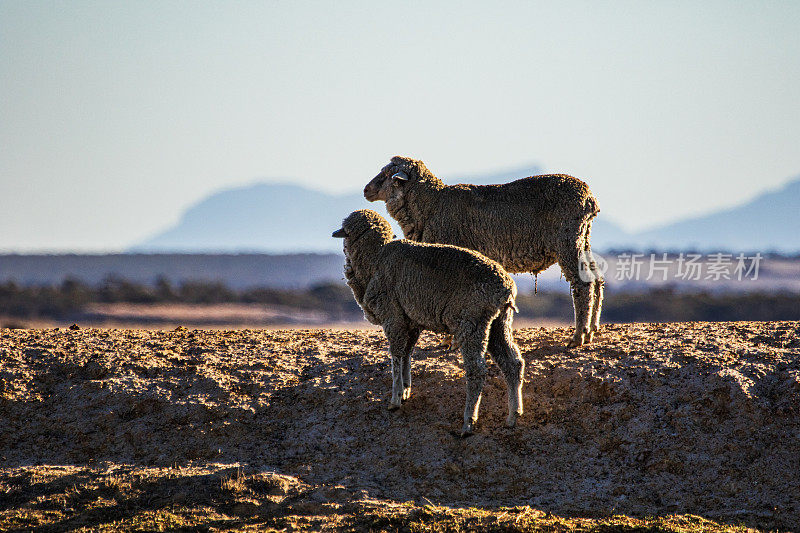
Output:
[221, 468, 248, 494]
[0, 465, 763, 532]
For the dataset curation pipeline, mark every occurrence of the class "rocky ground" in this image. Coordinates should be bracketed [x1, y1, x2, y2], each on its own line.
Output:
[0, 321, 798, 531]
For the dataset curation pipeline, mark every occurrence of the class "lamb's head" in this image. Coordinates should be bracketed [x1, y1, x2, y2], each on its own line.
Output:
[332, 210, 393, 316]
[363, 156, 443, 202]
[332, 209, 394, 257]
[333, 210, 394, 281]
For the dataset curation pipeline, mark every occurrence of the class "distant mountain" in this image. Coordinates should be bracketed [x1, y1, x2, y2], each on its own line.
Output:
[134, 165, 543, 252]
[630, 177, 800, 252]
[133, 169, 800, 254]
[134, 183, 370, 253]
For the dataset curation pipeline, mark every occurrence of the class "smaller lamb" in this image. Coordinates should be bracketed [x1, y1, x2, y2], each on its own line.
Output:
[332, 209, 524, 436]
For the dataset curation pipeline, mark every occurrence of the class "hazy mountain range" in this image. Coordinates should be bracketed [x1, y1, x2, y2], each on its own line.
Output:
[134, 166, 540, 253]
[616, 178, 800, 252]
[135, 168, 800, 253]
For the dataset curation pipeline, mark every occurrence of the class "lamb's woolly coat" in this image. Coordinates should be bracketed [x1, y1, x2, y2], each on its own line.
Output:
[364, 156, 604, 347]
[334, 209, 524, 436]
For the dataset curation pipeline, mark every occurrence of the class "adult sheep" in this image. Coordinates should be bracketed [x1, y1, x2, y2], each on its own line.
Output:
[364, 156, 604, 348]
[332, 209, 524, 436]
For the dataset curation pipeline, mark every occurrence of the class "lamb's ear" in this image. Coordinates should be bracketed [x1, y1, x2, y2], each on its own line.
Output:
[391, 172, 408, 185]
[332, 228, 347, 238]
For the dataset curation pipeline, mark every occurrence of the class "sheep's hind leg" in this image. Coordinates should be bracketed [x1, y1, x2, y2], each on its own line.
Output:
[557, 238, 595, 348]
[458, 326, 490, 437]
[567, 282, 594, 348]
[488, 309, 524, 427]
[588, 278, 604, 343]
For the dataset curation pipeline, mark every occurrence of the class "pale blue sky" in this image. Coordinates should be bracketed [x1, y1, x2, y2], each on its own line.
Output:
[1, 1, 799, 251]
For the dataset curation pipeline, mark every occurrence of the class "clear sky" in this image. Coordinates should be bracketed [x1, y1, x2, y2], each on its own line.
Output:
[1, 1, 799, 252]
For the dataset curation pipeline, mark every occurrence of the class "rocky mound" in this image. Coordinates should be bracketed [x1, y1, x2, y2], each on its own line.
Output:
[0, 322, 798, 530]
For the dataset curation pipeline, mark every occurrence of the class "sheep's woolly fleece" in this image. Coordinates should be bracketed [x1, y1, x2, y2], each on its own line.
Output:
[0, 322, 798, 530]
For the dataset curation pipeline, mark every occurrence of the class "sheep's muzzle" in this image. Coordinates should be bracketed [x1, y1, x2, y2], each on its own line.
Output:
[363, 174, 387, 202]
[363, 183, 380, 201]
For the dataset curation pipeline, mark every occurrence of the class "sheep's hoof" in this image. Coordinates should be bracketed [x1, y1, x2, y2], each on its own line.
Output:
[505, 413, 520, 428]
[567, 333, 586, 349]
[586, 331, 595, 343]
[402, 388, 412, 401]
[387, 402, 401, 411]
[460, 421, 475, 437]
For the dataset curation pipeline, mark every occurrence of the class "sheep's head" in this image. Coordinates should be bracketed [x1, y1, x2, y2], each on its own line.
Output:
[331, 209, 394, 246]
[333, 210, 394, 280]
[363, 156, 441, 202]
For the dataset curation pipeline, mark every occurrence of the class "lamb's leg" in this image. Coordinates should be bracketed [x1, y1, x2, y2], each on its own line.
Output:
[385, 325, 418, 410]
[401, 328, 421, 401]
[401, 355, 412, 401]
[461, 353, 487, 436]
[488, 309, 524, 427]
[388, 354, 403, 410]
[458, 322, 491, 437]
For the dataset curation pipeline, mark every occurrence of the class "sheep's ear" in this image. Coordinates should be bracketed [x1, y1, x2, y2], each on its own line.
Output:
[332, 228, 347, 238]
[391, 172, 408, 185]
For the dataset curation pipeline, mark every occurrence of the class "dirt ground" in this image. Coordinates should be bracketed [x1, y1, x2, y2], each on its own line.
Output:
[0, 321, 798, 531]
